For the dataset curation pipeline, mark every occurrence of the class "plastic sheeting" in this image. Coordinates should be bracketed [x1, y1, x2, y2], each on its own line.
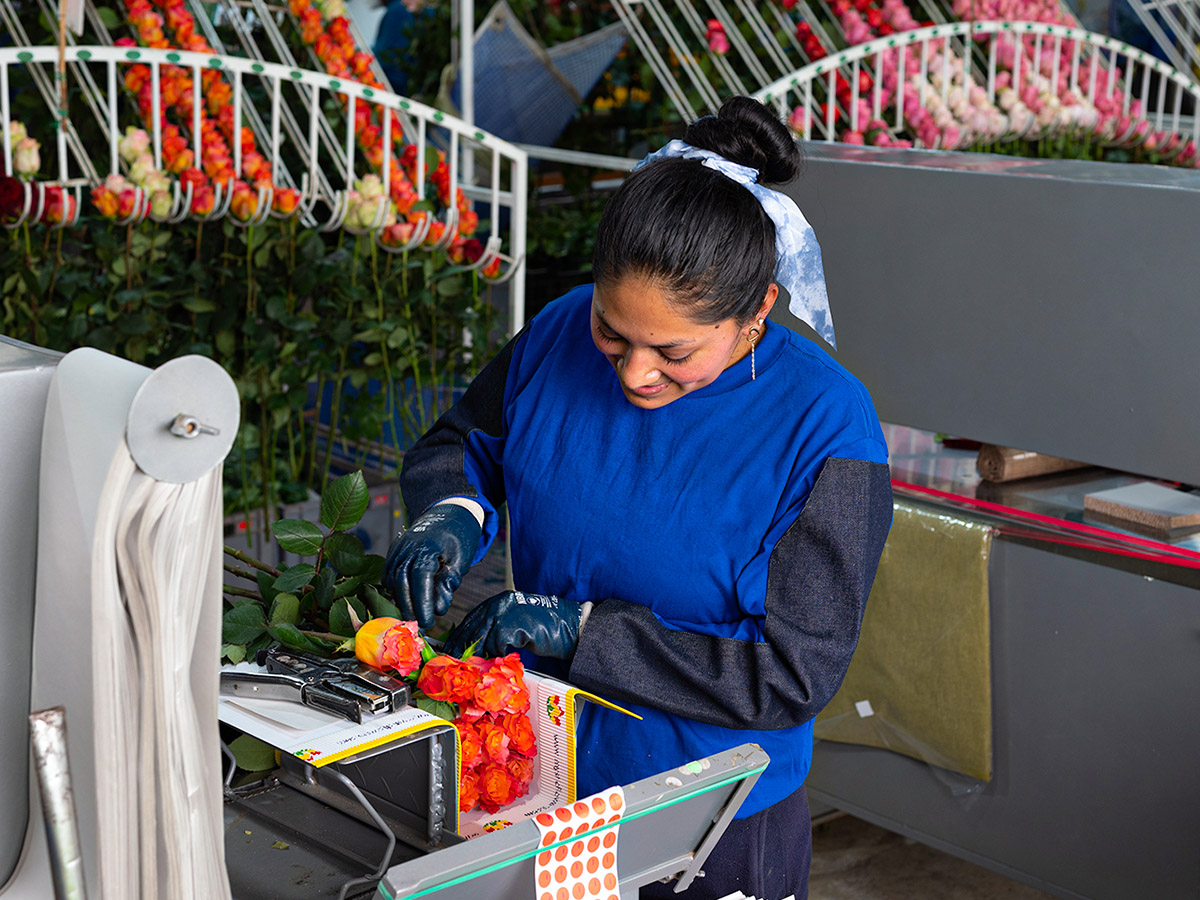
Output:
[815, 500, 994, 782]
[451, 1, 627, 147]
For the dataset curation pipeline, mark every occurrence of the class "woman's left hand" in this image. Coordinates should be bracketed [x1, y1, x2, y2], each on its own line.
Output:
[444, 591, 584, 659]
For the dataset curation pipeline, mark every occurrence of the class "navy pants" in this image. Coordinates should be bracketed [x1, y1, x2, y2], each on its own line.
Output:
[638, 785, 811, 900]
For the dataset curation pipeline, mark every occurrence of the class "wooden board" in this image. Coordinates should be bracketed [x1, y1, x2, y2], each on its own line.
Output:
[1082, 482, 1200, 531]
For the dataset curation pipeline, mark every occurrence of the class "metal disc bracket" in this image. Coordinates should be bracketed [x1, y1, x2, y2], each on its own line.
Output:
[126, 355, 240, 484]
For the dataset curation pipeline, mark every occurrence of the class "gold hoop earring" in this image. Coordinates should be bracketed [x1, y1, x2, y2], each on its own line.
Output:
[746, 327, 761, 381]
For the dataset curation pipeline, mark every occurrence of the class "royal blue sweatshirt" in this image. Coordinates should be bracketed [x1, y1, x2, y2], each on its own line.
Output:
[402, 284, 893, 817]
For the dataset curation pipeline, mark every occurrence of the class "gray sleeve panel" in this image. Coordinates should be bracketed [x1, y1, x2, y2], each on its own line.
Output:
[568, 458, 894, 731]
[399, 328, 524, 518]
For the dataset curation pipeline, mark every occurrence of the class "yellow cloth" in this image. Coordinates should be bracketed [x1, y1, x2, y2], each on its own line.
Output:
[814, 501, 994, 781]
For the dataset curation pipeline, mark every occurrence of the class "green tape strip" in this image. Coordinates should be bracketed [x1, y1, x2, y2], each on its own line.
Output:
[376, 765, 766, 900]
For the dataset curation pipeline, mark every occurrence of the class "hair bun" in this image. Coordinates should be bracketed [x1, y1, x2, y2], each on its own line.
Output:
[683, 96, 802, 185]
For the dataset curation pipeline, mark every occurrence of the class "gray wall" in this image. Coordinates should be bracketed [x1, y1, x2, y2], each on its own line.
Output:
[775, 144, 1200, 485]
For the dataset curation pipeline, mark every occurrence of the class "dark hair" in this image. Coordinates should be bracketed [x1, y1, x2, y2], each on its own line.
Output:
[592, 96, 803, 325]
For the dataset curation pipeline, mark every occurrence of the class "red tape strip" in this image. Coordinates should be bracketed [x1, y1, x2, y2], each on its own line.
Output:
[892, 479, 1200, 570]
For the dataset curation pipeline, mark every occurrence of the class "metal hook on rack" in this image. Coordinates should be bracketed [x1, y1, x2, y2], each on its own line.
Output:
[318, 189, 351, 232]
[342, 194, 391, 236]
[295, 172, 321, 228]
[2, 181, 41, 229]
[47, 184, 82, 230]
[373, 207, 434, 254]
[445, 233, 503, 272]
[426, 203, 459, 252]
[198, 178, 235, 222]
[479, 249, 525, 286]
[160, 178, 194, 224]
[113, 185, 150, 227]
[228, 183, 274, 228]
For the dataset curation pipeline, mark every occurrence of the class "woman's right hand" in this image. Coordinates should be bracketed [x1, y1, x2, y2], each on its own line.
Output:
[382, 503, 481, 630]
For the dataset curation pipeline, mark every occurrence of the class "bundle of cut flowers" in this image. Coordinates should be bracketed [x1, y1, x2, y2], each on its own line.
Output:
[355, 617, 536, 814]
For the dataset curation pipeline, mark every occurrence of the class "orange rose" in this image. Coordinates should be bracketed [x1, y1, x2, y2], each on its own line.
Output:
[476, 717, 511, 765]
[459, 768, 481, 813]
[355, 617, 424, 676]
[455, 719, 483, 770]
[416, 655, 456, 701]
[496, 711, 536, 757]
[273, 188, 299, 215]
[420, 655, 485, 704]
[473, 674, 514, 714]
[506, 756, 534, 798]
[229, 184, 258, 222]
[190, 184, 215, 216]
[457, 207, 479, 236]
[91, 185, 119, 219]
[488, 654, 531, 714]
[478, 762, 517, 813]
[124, 64, 151, 94]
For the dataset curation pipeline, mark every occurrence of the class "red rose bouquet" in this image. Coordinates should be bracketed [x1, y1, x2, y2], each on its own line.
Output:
[354, 618, 536, 814]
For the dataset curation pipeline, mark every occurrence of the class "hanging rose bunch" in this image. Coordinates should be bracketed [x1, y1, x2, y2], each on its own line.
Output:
[117, 0, 304, 217]
[286, 0, 496, 256]
[0, 120, 78, 224]
[355, 618, 537, 814]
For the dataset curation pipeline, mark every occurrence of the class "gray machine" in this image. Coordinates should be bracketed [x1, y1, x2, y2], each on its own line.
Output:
[777, 144, 1200, 900]
[223, 735, 769, 900]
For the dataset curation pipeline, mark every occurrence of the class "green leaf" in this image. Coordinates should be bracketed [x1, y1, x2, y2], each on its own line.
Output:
[361, 584, 400, 619]
[216, 329, 236, 358]
[245, 633, 273, 661]
[329, 596, 369, 637]
[268, 623, 336, 656]
[272, 563, 316, 595]
[459, 639, 480, 661]
[229, 734, 277, 772]
[182, 296, 217, 313]
[324, 532, 366, 575]
[271, 518, 324, 555]
[360, 554, 386, 585]
[319, 471, 369, 531]
[223, 604, 267, 644]
[414, 696, 458, 721]
[332, 575, 362, 599]
[335, 637, 355, 653]
[256, 569, 277, 600]
[434, 276, 465, 297]
[420, 640, 437, 663]
[95, 5, 120, 27]
[221, 643, 247, 664]
[268, 592, 300, 626]
[312, 567, 336, 612]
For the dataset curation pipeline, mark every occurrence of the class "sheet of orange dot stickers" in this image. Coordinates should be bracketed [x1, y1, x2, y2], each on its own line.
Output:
[533, 788, 626, 900]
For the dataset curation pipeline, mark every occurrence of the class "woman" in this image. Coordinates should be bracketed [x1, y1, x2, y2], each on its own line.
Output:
[383, 96, 893, 899]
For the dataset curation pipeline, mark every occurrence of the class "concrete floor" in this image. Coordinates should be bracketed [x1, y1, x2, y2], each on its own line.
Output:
[808, 814, 1056, 900]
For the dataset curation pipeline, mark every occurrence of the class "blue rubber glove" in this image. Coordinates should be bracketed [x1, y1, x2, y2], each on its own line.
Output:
[383, 503, 481, 631]
[444, 591, 584, 660]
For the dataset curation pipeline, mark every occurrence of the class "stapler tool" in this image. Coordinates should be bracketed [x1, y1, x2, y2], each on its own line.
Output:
[219, 646, 409, 723]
